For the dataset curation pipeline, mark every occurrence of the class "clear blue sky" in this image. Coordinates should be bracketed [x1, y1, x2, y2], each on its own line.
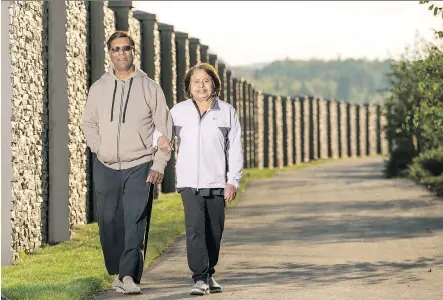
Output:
[133, 1, 443, 67]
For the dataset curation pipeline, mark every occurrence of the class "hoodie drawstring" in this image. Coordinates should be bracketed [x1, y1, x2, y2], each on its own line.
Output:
[122, 77, 134, 124]
[110, 78, 134, 123]
[110, 80, 117, 122]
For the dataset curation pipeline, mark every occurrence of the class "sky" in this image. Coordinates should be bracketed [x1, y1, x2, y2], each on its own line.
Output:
[133, 1, 443, 67]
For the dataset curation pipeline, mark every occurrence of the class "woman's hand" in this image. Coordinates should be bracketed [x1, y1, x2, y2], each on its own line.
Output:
[224, 184, 237, 202]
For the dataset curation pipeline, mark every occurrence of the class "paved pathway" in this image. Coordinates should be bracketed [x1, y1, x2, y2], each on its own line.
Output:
[95, 157, 443, 300]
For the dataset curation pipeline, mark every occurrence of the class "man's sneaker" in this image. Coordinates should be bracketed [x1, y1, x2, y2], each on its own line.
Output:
[208, 277, 222, 293]
[190, 280, 209, 296]
[115, 276, 141, 294]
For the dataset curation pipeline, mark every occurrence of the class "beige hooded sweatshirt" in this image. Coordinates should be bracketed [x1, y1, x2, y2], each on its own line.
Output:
[82, 65, 173, 173]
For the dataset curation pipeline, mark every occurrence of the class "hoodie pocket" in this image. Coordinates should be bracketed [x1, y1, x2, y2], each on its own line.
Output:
[138, 127, 155, 151]
[97, 139, 118, 164]
[118, 127, 153, 163]
[139, 132, 148, 150]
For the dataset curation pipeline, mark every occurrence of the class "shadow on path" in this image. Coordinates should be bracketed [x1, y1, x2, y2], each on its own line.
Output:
[220, 256, 443, 287]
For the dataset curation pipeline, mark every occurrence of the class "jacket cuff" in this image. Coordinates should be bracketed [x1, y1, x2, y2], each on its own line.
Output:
[151, 159, 167, 175]
[227, 178, 240, 190]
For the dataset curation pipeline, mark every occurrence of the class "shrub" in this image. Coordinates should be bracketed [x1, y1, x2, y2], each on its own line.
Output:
[409, 147, 443, 196]
[384, 137, 416, 178]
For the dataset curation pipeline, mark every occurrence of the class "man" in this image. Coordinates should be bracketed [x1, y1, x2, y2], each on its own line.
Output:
[82, 31, 173, 294]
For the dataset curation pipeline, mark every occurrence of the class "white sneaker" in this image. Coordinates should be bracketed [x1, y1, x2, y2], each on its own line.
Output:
[190, 280, 209, 296]
[115, 276, 141, 294]
[208, 277, 222, 293]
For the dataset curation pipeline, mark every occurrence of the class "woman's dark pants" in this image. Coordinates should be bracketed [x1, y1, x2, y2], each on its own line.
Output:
[180, 188, 225, 283]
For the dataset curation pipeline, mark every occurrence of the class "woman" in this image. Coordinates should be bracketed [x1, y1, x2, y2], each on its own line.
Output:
[155, 62, 243, 295]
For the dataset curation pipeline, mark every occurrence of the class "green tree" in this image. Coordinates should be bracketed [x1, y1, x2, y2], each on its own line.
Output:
[299, 81, 310, 96]
[231, 59, 391, 104]
[419, 1, 443, 38]
[336, 75, 351, 100]
[383, 1, 443, 177]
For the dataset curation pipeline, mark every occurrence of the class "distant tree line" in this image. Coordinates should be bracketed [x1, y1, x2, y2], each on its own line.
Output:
[232, 58, 392, 104]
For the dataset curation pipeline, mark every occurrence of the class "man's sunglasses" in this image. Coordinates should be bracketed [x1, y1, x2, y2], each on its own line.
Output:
[110, 45, 134, 53]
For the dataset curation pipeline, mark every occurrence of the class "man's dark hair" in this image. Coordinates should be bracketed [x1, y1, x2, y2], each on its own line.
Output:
[183, 63, 221, 98]
[106, 31, 135, 50]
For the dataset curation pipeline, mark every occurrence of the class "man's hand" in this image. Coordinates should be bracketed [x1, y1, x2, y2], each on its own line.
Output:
[157, 136, 173, 153]
[147, 170, 164, 184]
[224, 184, 237, 202]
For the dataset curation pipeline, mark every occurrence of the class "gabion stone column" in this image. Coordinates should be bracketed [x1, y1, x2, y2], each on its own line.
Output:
[378, 106, 389, 155]
[271, 95, 278, 168]
[218, 63, 227, 101]
[294, 97, 302, 165]
[248, 84, 255, 168]
[376, 105, 383, 154]
[67, 1, 90, 226]
[209, 53, 218, 71]
[283, 96, 293, 166]
[329, 99, 339, 159]
[290, 97, 296, 165]
[356, 105, 361, 156]
[318, 97, 328, 159]
[232, 77, 238, 110]
[257, 92, 265, 169]
[326, 99, 332, 158]
[90, 2, 105, 84]
[189, 37, 200, 67]
[310, 96, 318, 160]
[104, 2, 116, 68]
[8, 1, 53, 258]
[225, 69, 232, 105]
[107, 0, 132, 31]
[368, 104, 377, 156]
[200, 44, 209, 63]
[263, 95, 273, 169]
[359, 104, 368, 156]
[133, 10, 160, 83]
[301, 96, 310, 162]
[349, 103, 357, 157]
[128, 12, 141, 66]
[158, 23, 177, 107]
[253, 89, 260, 168]
[237, 79, 244, 160]
[275, 96, 284, 168]
[281, 96, 288, 166]
[237, 78, 244, 124]
[174, 31, 189, 103]
[245, 82, 252, 168]
[339, 101, 348, 157]
[316, 97, 321, 159]
[242, 81, 249, 168]
[345, 103, 351, 157]
[158, 23, 177, 193]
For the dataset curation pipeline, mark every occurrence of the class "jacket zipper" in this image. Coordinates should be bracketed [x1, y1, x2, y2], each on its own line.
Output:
[195, 108, 209, 191]
[117, 80, 125, 170]
[196, 118, 201, 190]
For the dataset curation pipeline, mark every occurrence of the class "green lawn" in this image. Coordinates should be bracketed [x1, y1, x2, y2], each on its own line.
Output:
[1, 193, 185, 300]
[1, 158, 333, 300]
